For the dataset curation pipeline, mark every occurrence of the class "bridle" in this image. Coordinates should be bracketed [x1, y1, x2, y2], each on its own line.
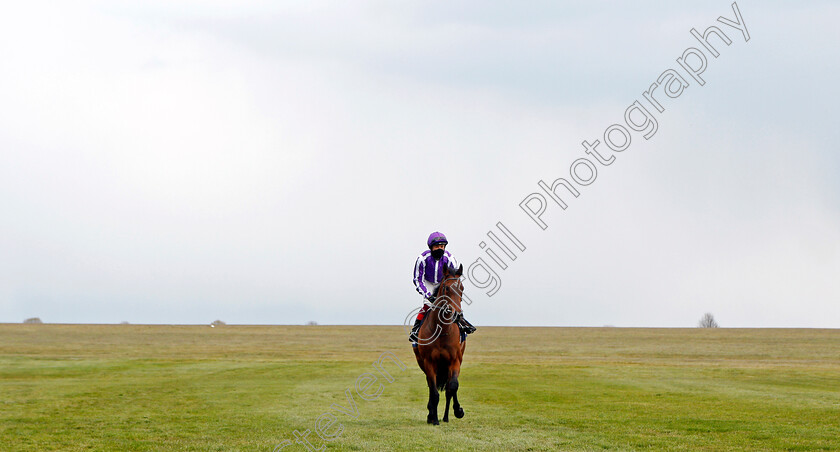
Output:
[430, 276, 464, 321]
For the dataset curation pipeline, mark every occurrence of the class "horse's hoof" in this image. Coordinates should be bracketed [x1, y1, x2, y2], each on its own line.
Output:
[454, 407, 464, 418]
[442, 417, 449, 423]
[427, 416, 439, 425]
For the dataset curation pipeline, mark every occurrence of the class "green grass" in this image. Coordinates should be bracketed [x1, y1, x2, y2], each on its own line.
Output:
[1, 325, 838, 451]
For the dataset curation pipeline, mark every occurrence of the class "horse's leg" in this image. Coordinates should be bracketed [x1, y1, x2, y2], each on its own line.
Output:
[449, 363, 464, 419]
[443, 386, 452, 422]
[424, 367, 439, 425]
[452, 389, 464, 419]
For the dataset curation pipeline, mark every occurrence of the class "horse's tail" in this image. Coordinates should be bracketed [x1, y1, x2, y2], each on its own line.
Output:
[435, 361, 448, 392]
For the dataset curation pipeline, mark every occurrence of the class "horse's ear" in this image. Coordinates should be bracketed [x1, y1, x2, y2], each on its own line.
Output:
[455, 264, 463, 277]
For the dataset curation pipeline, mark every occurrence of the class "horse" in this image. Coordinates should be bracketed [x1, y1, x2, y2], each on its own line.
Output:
[412, 263, 467, 425]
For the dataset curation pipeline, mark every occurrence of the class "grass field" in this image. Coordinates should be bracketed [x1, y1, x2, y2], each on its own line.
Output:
[1, 324, 838, 451]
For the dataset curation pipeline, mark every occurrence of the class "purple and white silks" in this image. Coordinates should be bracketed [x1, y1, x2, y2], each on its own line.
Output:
[412, 250, 460, 304]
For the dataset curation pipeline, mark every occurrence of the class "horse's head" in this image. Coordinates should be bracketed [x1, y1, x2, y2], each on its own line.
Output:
[435, 264, 465, 315]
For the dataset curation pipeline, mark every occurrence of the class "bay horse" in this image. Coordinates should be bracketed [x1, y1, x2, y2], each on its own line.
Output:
[412, 263, 467, 425]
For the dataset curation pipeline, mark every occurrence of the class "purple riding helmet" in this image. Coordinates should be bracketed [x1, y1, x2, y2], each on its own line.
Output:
[427, 231, 448, 248]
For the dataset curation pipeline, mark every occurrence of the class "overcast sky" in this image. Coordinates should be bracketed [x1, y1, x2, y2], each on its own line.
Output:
[2, 1, 838, 327]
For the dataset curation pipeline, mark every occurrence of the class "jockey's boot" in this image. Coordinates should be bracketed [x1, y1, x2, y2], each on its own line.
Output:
[408, 319, 422, 343]
[458, 316, 477, 335]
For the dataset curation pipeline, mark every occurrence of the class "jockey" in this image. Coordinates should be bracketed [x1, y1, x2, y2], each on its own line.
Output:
[410, 231, 477, 343]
